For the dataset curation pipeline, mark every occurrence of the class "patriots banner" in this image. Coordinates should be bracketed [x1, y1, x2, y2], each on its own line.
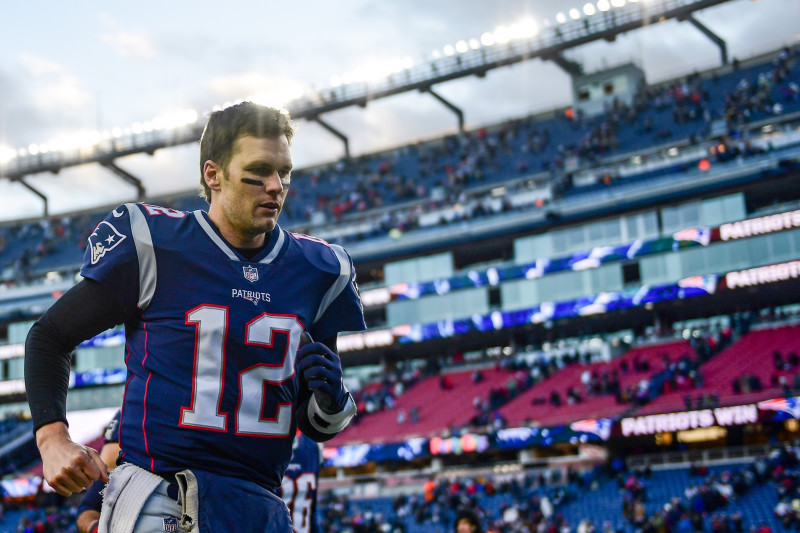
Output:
[758, 397, 800, 420]
[570, 418, 613, 441]
[672, 227, 711, 246]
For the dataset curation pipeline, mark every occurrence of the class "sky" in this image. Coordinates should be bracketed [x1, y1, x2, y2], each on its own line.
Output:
[0, 0, 798, 222]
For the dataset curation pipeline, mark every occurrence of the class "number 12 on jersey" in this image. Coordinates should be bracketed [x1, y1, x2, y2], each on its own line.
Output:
[180, 305, 303, 437]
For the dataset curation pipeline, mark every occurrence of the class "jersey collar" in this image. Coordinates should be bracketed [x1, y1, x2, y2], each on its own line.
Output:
[192, 210, 285, 264]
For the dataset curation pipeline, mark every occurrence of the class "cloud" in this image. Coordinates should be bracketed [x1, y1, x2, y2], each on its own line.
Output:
[33, 73, 91, 110]
[100, 29, 158, 59]
[98, 13, 158, 59]
[18, 54, 69, 77]
[14, 54, 90, 112]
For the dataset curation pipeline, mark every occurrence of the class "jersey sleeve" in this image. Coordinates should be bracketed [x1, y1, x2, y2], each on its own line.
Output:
[79, 205, 142, 317]
[309, 245, 366, 342]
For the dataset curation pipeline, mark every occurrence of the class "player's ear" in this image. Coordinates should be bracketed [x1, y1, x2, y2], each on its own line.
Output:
[203, 160, 223, 192]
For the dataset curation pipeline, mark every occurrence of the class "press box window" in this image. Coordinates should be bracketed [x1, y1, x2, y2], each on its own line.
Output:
[623, 261, 641, 285]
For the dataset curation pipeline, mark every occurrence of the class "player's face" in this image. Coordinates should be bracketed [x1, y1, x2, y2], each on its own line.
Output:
[214, 134, 292, 246]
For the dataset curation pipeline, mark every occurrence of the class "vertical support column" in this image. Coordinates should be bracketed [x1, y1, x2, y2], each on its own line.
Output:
[686, 15, 728, 65]
[100, 160, 146, 200]
[423, 87, 465, 134]
[16, 178, 49, 217]
[312, 116, 350, 160]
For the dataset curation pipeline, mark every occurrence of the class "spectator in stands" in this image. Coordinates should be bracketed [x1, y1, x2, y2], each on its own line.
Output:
[549, 390, 562, 407]
[441, 375, 454, 390]
[454, 508, 484, 533]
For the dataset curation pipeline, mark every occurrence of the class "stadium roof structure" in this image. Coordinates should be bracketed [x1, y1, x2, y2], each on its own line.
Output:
[1, 0, 734, 216]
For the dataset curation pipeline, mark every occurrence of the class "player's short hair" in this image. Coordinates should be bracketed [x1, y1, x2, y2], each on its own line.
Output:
[199, 102, 295, 203]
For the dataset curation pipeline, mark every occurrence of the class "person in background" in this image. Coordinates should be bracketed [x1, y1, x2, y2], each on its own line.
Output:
[76, 410, 121, 533]
[279, 431, 324, 533]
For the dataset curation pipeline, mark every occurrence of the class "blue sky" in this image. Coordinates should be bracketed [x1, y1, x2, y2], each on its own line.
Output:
[0, 0, 797, 221]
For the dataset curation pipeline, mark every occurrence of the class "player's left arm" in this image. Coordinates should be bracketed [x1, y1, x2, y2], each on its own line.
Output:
[296, 333, 357, 442]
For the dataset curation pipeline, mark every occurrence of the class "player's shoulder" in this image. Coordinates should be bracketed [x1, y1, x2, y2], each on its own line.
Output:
[285, 231, 351, 274]
[133, 202, 192, 221]
[98, 202, 191, 224]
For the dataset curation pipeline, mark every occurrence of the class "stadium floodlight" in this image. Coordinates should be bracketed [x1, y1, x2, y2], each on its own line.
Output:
[132, 122, 144, 134]
[28, 144, 40, 156]
[443, 44, 456, 56]
[469, 38, 480, 50]
[153, 109, 199, 130]
[330, 75, 342, 87]
[569, 7, 582, 19]
[0, 145, 17, 164]
[18, 148, 28, 157]
[112, 127, 123, 138]
[402, 56, 414, 69]
[611, 0, 626, 6]
[455, 40, 469, 53]
[584, 2, 597, 15]
[431, 49, 442, 59]
[556, 12, 568, 24]
[597, 0, 611, 11]
[143, 122, 153, 133]
[341, 72, 354, 84]
[512, 17, 539, 38]
[494, 25, 511, 44]
[480, 32, 495, 46]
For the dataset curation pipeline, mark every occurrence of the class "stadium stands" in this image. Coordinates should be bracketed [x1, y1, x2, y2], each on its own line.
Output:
[0, 46, 797, 289]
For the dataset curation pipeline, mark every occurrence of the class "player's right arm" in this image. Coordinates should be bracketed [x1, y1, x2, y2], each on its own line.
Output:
[24, 278, 127, 496]
[27, 206, 139, 496]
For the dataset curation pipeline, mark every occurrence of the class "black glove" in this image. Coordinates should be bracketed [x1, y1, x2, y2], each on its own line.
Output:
[297, 341, 348, 414]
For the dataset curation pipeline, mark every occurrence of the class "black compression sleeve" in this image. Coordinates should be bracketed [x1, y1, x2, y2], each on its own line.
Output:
[25, 279, 127, 433]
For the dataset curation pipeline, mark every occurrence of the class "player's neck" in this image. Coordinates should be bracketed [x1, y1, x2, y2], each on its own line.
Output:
[207, 208, 268, 249]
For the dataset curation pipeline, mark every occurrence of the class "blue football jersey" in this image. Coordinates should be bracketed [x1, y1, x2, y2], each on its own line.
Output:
[80, 203, 365, 490]
[280, 433, 323, 533]
[104, 408, 121, 443]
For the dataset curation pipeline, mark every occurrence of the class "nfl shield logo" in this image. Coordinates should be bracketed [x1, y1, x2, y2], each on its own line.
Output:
[163, 518, 178, 532]
[243, 265, 259, 283]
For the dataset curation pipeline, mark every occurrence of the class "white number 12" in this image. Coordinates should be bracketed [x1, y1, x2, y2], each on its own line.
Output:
[180, 305, 303, 437]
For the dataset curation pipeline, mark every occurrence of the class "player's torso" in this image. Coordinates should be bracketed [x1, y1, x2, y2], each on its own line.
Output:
[119, 206, 333, 489]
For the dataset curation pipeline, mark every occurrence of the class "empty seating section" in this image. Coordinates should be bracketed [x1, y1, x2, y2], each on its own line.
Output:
[331, 367, 517, 445]
[498, 341, 692, 428]
[633, 325, 800, 416]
